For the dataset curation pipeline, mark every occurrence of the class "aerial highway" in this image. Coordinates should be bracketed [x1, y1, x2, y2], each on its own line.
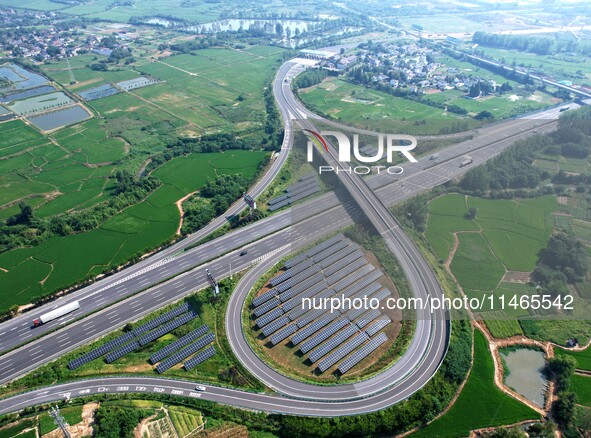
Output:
[0, 59, 561, 415]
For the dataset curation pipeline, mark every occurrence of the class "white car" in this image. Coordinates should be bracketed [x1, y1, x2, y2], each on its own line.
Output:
[195, 385, 206, 391]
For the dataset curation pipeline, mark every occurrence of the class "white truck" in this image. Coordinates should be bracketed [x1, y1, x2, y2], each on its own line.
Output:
[33, 301, 80, 327]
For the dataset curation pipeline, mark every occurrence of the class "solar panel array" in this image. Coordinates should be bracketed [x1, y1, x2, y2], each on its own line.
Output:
[68, 331, 135, 370]
[156, 332, 215, 373]
[308, 325, 358, 363]
[255, 307, 284, 328]
[184, 346, 216, 370]
[291, 315, 336, 345]
[105, 340, 141, 363]
[355, 309, 381, 329]
[252, 288, 277, 307]
[150, 325, 209, 364]
[138, 311, 198, 346]
[365, 318, 391, 337]
[334, 266, 380, 293]
[270, 324, 297, 345]
[254, 298, 280, 317]
[300, 318, 349, 354]
[68, 302, 194, 370]
[318, 332, 369, 373]
[261, 316, 289, 337]
[268, 175, 320, 211]
[338, 333, 388, 374]
[249, 234, 395, 375]
[132, 302, 191, 337]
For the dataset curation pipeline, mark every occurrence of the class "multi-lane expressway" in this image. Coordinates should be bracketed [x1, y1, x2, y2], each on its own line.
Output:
[0, 59, 559, 416]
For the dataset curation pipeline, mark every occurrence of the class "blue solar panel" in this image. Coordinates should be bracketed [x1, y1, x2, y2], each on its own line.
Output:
[338, 333, 387, 374]
[292, 314, 337, 344]
[308, 324, 358, 363]
[300, 318, 349, 354]
[318, 332, 368, 372]
[138, 311, 198, 346]
[132, 302, 191, 337]
[365, 318, 391, 337]
[156, 332, 215, 373]
[253, 297, 280, 317]
[355, 309, 381, 329]
[105, 340, 141, 363]
[261, 316, 289, 337]
[150, 325, 209, 364]
[184, 346, 216, 370]
[255, 307, 284, 328]
[252, 289, 278, 307]
[270, 324, 297, 345]
[333, 265, 379, 293]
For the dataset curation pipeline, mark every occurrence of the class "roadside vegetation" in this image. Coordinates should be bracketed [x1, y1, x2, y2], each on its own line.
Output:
[0, 278, 263, 400]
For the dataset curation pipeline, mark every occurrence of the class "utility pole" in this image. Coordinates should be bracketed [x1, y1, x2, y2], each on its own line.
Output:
[49, 405, 71, 438]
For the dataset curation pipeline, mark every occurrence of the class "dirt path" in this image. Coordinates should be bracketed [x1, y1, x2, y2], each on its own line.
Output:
[175, 191, 198, 235]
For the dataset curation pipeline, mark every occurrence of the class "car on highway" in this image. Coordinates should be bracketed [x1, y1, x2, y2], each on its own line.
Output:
[195, 385, 206, 391]
[240, 250, 248, 256]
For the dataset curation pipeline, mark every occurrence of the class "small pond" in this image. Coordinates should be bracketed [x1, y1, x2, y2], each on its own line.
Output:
[501, 348, 547, 407]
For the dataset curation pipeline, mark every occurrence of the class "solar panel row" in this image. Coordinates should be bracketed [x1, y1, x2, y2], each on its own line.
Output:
[270, 324, 297, 345]
[334, 265, 380, 293]
[253, 297, 280, 317]
[297, 308, 337, 329]
[138, 311, 198, 346]
[318, 246, 357, 269]
[105, 340, 141, 363]
[318, 332, 369, 373]
[261, 316, 289, 337]
[348, 283, 382, 304]
[184, 346, 216, 370]
[291, 314, 336, 345]
[284, 252, 307, 269]
[268, 199, 289, 211]
[370, 288, 391, 303]
[311, 240, 349, 264]
[278, 273, 324, 302]
[287, 186, 320, 204]
[338, 333, 387, 374]
[325, 258, 366, 285]
[150, 325, 209, 364]
[132, 302, 190, 337]
[308, 324, 358, 363]
[281, 282, 327, 311]
[68, 331, 136, 370]
[355, 309, 381, 329]
[156, 332, 215, 373]
[286, 287, 335, 318]
[276, 278, 292, 293]
[300, 318, 349, 354]
[323, 251, 364, 277]
[270, 259, 313, 287]
[252, 288, 278, 307]
[305, 234, 344, 258]
[255, 307, 284, 329]
[289, 265, 321, 286]
[365, 318, 391, 337]
[287, 180, 319, 196]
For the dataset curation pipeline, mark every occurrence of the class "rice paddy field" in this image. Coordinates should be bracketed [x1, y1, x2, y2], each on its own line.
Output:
[0, 45, 283, 312]
[0, 150, 265, 311]
[412, 330, 540, 437]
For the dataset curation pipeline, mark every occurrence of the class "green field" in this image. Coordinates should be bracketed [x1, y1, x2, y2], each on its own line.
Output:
[572, 374, 591, 407]
[298, 78, 474, 134]
[168, 405, 204, 437]
[0, 150, 265, 311]
[485, 318, 524, 338]
[477, 46, 591, 86]
[412, 329, 540, 437]
[427, 194, 557, 280]
[555, 345, 591, 371]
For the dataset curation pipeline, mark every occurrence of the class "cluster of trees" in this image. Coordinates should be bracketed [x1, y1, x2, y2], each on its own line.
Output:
[544, 356, 580, 433]
[473, 31, 591, 56]
[93, 405, 152, 438]
[167, 35, 225, 53]
[181, 174, 251, 235]
[295, 68, 330, 89]
[459, 137, 550, 195]
[533, 232, 589, 293]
